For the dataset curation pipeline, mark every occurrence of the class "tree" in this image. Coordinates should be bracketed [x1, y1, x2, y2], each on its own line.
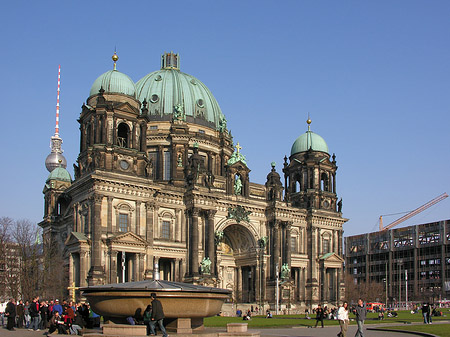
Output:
[0, 217, 13, 300]
[345, 274, 384, 304]
[11, 219, 41, 300]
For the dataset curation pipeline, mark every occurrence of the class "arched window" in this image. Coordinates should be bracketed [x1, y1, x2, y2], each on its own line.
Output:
[322, 232, 331, 254]
[117, 123, 130, 148]
[159, 211, 175, 241]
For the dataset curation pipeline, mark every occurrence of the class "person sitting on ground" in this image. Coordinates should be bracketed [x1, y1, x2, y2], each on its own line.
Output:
[48, 311, 68, 335]
[266, 310, 272, 318]
[69, 312, 84, 335]
[143, 305, 152, 336]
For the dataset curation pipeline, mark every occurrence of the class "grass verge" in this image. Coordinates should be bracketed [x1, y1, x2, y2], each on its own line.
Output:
[204, 310, 450, 328]
[373, 324, 450, 337]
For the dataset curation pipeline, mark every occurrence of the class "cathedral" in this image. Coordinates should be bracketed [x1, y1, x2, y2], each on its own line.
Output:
[39, 52, 347, 309]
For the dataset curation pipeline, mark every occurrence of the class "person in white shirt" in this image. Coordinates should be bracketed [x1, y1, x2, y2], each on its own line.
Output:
[337, 301, 349, 337]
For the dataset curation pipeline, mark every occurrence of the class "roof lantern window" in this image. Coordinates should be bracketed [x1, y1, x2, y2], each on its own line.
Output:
[161, 52, 179, 69]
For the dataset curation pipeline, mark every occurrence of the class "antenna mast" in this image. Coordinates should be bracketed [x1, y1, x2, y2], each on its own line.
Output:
[55, 64, 61, 136]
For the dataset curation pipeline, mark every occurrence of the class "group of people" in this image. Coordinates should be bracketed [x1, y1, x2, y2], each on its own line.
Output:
[2, 296, 100, 334]
[311, 299, 366, 337]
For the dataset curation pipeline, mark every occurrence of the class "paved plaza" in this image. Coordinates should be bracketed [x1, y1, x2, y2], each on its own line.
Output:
[0, 325, 433, 337]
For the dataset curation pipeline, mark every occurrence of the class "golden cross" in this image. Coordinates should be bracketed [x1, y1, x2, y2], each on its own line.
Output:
[67, 282, 80, 303]
[235, 142, 242, 154]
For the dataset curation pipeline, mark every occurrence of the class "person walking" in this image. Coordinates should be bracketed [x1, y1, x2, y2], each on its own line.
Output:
[5, 298, 16, 331]
[337, 301, 349, 337]
[16, 300, 24, 329]
[314, 304, 325, 328]
[421, 302, 429, 324]
[149, 293, 168, 337]
[354, 298, 367, 337]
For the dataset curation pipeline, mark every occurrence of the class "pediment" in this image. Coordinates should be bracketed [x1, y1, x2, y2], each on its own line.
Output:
[115, 102, 139, 114]
[228, 161, 250, 172]
[106, 232, 148, 247]
[65, 232, 89, 247]
[319, 252, 344, 263]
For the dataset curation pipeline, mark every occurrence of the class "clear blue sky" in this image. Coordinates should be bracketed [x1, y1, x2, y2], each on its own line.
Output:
[1, 1, 449, 237]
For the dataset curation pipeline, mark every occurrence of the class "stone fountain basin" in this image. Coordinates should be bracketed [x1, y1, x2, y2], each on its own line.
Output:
[81, 280, 231, 319]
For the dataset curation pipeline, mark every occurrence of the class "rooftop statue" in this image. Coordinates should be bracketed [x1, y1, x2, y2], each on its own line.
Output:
[227, 142, 247, 166]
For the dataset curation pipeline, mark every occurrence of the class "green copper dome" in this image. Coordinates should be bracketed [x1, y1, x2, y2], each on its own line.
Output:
[291, 120, 329, 155]
[136, 52, 225, 130]
[90, 69, 136, 97]
[46, 167, 72, 183]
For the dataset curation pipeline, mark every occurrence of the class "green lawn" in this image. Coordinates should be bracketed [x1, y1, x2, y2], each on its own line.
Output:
[204, 310, 450, 329]
[374, 325, 450, 337]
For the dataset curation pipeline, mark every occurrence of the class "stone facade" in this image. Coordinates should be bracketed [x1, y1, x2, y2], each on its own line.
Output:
[39, 54, 347, 309]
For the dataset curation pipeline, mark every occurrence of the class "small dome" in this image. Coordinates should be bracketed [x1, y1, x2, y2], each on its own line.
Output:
[90, 70, 136, 97]
[291, 130, 329, 155]
[45, 152, 67, 172]
[136, 52, 225, 130]
[46, 167, 72, 183]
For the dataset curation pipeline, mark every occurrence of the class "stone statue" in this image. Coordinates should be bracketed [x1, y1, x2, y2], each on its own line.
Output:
[177, 154, 183, 167]
[173, 103, 185, 121]
[234, 176, 242, 195]
[337, 198, 343, 213]
[145, 159, 153, 178]
[218, 115, 227, 132]
[215, 231, 224, 246]
[258, 236, 268, 249]
[281, 263, 290, 279]
[200, 257, 212, 275]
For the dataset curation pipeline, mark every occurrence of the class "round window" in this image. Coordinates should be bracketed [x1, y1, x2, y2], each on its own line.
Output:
[120, 160, 129, 170]
[155, 75, 162, 81]
[150, 94, 159, 103]
[197, 99, 204, 108]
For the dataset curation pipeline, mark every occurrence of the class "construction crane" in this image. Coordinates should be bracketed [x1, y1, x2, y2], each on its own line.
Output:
[379, 193, 448, 231]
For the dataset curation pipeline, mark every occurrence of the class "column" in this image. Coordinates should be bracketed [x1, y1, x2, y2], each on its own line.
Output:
[80, 251, 89, 287]
[175, 258, 180, 282]
[272, 221, 280, 279]
[237, 267, 243, 302]
[285, 222, 292, 269]
[132, 123, 137, 149]
[136, 201, 141, 236]
[176, 209, 182, 242]
[110, 251, 118, 283]
[190, 208, 200, 276]
[140, 122, 147, 153]
[207, 210, 216, 275]
[158, 145, 164, 180]
[88, 195, 104, 285]
[144, 202, 155, 279]
[107, 197, 113, 233]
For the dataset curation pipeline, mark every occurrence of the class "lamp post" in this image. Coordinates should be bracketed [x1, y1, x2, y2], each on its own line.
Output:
[405, 269, 408, 310]
[276, 262, 279, 315]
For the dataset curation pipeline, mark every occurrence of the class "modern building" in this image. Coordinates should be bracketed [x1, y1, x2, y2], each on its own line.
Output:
[39, 52, 348, 308]
[345, 219, 450, 304]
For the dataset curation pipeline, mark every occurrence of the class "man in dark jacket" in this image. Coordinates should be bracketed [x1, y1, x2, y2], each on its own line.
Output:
[150, 293, 168, 337]
[16, 300, 24, 329]
[354, 298, 367, 337]
[5, 298, 16, 331]
[28, 297, 40, 331]
[314, 304, 324, 328]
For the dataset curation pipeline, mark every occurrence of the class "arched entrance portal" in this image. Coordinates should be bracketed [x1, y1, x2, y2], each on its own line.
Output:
[217, 224, 259, 303]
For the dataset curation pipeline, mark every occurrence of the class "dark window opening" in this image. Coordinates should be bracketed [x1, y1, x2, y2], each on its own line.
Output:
[117, 123, 130, 148]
